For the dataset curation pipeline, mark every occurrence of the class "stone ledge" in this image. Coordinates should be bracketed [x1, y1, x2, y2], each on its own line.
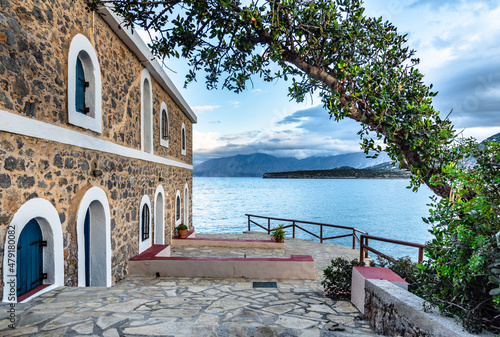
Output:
[128, 255, 315, 279]
[364, 279, 490, 337]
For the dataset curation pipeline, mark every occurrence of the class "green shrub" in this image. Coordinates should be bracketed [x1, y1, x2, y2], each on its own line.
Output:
[417, 140, 500, 334]
[322, 258, 365, 300]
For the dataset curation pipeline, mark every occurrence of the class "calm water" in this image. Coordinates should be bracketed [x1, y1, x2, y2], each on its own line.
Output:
[192, 177, 434, 260]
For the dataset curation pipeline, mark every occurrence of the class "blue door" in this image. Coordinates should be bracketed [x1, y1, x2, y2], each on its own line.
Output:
[84, 208, 91, 286]
[17, 219, 43, 297]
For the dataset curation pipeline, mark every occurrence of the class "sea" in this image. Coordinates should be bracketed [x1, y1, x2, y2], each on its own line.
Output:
[192, 177, 435, 261]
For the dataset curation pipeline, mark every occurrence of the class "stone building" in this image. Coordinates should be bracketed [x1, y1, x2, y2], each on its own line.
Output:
[0, 0, 197, 302]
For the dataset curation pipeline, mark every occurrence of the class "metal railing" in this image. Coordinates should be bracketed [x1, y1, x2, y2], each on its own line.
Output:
[245, 214, 367, 250]
[246, 214, 426, 263]
[359, 234, 426, 264]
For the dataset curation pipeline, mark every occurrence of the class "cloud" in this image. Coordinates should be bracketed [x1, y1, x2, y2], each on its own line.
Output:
[251, 89, 262, 93]
[193, 105, 368, 164]
[229, 101, 240, 109]
[191, 105, 221, 112]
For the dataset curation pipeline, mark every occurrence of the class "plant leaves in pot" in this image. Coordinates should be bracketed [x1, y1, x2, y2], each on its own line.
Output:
[271, 224, 286, 243]
[176, 223, 188, 239]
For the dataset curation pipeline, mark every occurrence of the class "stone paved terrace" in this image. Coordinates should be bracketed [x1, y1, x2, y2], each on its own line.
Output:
[0, 232, 376, 336]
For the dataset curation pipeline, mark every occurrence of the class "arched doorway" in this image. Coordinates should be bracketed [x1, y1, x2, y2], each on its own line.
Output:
[82, 201, 108, 286]
[184, 184, 189, 228]
[175, 190, 182, 228]
[3, 198, 64, 303]
[17, 219, 43, 297]
[154, 185, 165, 244]
[77, 187, 111, 287]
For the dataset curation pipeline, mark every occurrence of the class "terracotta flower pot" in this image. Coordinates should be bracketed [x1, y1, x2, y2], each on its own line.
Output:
[178, 228, 188, 239]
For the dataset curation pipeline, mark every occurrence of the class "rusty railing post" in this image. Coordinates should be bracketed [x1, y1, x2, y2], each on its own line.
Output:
[360, 235, 365, 263]
[268, 218, 271, 234]
[293, 221, 295, 238]
[418, 247, 424, 264]
[364, 237, 369, 258]
[352, 229, 356, 249]
[320, 225, 323, 243]
[247, 215, 250, 232]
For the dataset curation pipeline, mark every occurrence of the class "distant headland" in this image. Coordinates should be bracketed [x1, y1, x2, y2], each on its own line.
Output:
[262, 166, 411, 179]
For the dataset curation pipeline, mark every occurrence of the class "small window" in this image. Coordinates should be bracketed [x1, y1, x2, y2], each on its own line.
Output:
[159, 102, 169, 148]
[162, 110, 168, 140]
[141, 69, 153, 153]
[181, 123, 186, 156]
[176, 195, 181, 221]
[67, 34, 102, 133]
[141, 204, 150, 241]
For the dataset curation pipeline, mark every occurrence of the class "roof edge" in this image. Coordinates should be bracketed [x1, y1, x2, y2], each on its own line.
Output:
[98, 7, 197, 123]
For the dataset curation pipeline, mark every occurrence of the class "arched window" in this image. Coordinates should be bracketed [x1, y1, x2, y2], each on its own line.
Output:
[138, 195, 152, 253]
[162, 110, 168, 141]
[68, 34, 102, 133]
[176, 195, 181, 221]
[141, 69, 153, 153]
[141, 204, 150, 241]
[160, 102, 169, 148]
[181, 123, 186, 156]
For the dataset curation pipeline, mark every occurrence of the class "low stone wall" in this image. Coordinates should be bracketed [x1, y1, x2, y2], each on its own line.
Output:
[129, 254, 315, 280]
[364, 279, 486, 337]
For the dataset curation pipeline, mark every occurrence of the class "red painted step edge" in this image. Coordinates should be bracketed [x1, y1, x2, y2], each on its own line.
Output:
[17, 284, 51, 303]
[353, 266, 407, 283]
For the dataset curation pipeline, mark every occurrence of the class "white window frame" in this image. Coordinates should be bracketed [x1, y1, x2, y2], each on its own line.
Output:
[159, 101, 169, 148]
[141, 69, 153, 154]
[138, 195, 152, 253]
[181, 122, 186, 156]
[67, 34, 102, 133]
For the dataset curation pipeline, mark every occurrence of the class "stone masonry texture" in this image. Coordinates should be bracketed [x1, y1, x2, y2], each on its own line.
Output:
[0, 0, 194, 297]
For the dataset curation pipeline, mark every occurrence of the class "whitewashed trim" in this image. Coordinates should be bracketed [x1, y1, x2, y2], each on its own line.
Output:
[0, 109, 193, 170]
[77, 187, 112, 287]
[139, 195, 152, 253]
[2, 198, 64, 303]
[141, 69, 153, 153]
[181, 122, 186, 156]
[159, 101, 169, 148]
[67, 34, 102, 133]
[154, 185, 166, 244]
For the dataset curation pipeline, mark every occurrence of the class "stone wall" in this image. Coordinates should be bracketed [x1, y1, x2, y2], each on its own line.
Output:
[0, 0, 195, 297]
[364, 280, 482, 337]
[0, 0, 192, 164]
[0, 132, 192, 288]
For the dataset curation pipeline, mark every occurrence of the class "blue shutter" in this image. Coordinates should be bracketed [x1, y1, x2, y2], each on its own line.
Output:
[76, 57, 86, 114]
[17, 219, 43, 297]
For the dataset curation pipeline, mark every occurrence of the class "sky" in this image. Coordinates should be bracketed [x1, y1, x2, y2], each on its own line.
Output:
[139, 0, 500, 166]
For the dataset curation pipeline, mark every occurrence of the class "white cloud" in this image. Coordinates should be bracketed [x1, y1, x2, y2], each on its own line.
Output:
[191, 105, 221, 112]
[251, 89, 262, 93]
[229, 101, 240, 108]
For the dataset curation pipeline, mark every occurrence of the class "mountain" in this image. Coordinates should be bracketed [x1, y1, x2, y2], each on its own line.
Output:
[483, 131, 500, 143]
[193, 152, 391, 177]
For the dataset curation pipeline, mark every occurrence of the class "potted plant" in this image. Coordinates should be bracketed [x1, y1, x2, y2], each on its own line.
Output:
[176, 223, 188, 239]
[271, 224, 286, 243]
